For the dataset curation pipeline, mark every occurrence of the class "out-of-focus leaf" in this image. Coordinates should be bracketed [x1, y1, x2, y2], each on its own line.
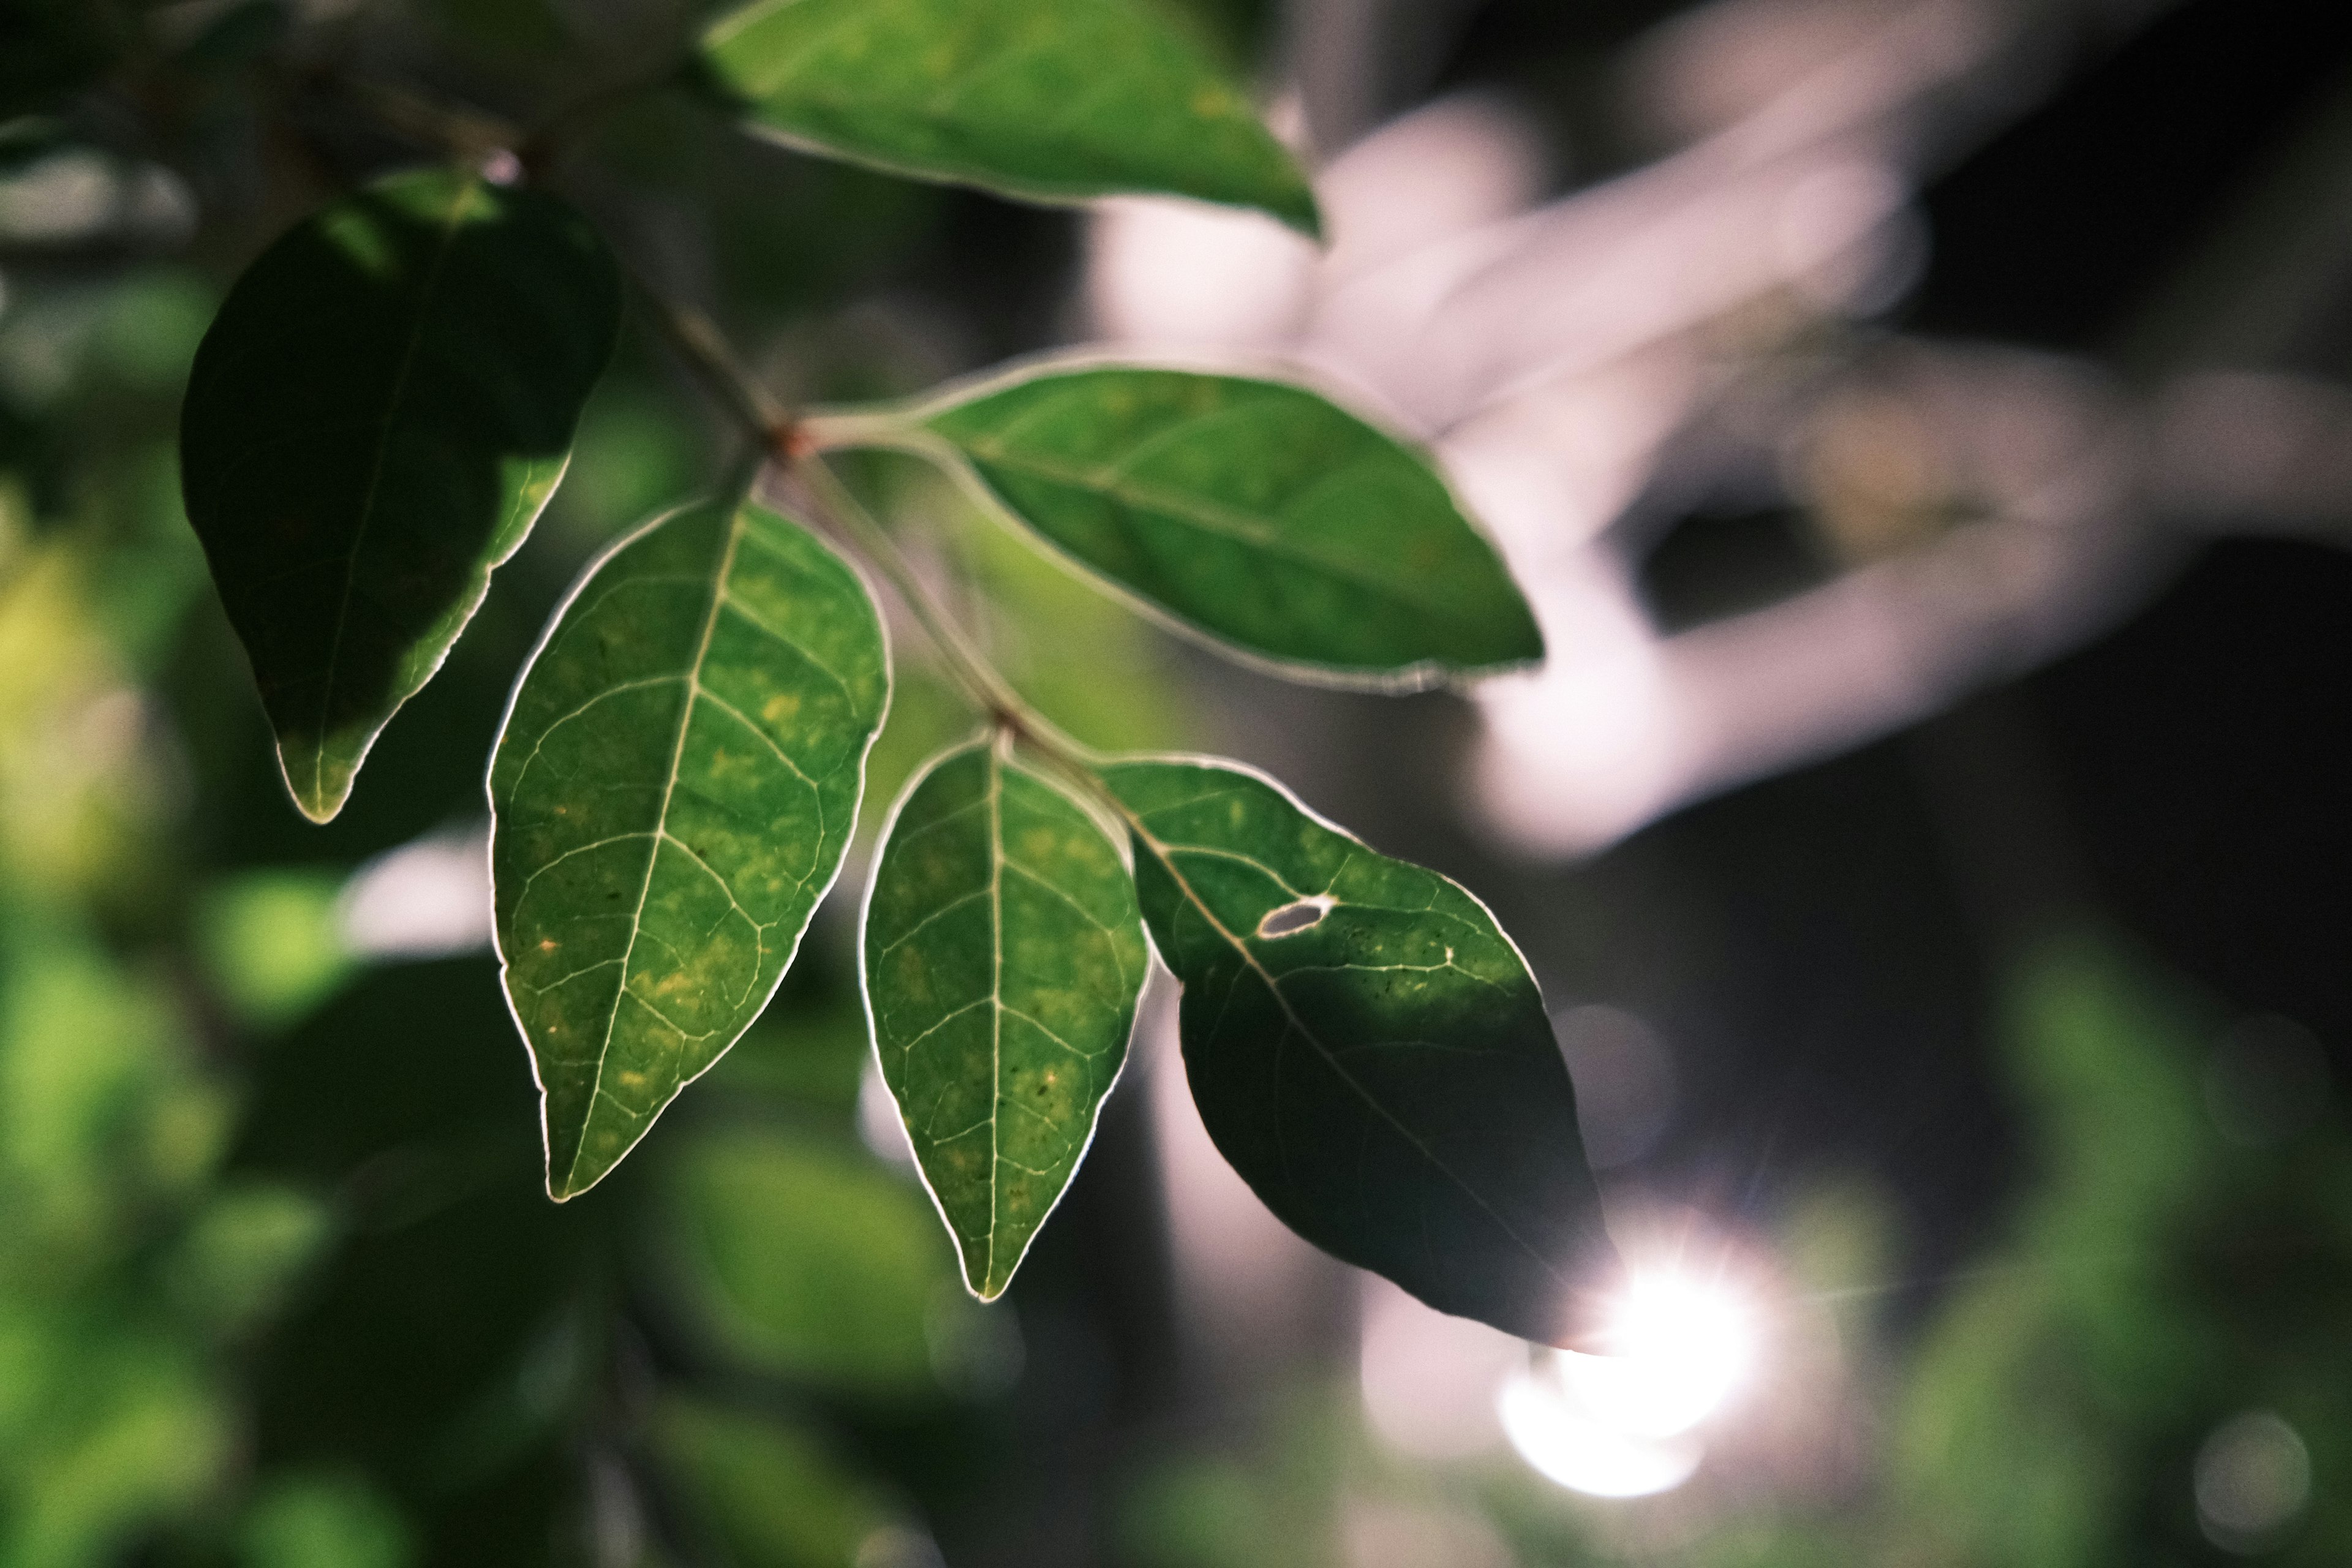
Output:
[180, 167, 619, 823]
[653, 1128, 967, 1396]
[0, 1330, 232, 1568]
[164, 1183, 333, 1337]
[864, 740, 1145, 1298]
[91, 271, 216, 396]
[650, 1396, 901, 1568]
[491, 500, 889, 1200]
[0, 914, 231, 1243]
[1888, 935, 2231, 1564]
[695, 0, 1318, 233]
[1102, 756, 1614, 1344]
[196, 870, 354, 1030]
[240, 1472, 415, 1568]
[824, 367, 1540, 685]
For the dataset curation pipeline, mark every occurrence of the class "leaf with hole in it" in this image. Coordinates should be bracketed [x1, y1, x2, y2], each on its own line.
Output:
[695, 0, 1317, 235]
[1102, 756, 1615, 1344]
[837, 366, 1540, 685]
[863, 741, 1146, 1299]
[180, 167, 619, 823]
[490, 499, 889, 1200]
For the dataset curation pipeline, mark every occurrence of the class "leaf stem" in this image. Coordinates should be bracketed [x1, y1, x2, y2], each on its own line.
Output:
[518, 65, 681, 173]
[793, 457, 1075, 756]
[624, 268, 799, 456]
[317, 67, 523, 159]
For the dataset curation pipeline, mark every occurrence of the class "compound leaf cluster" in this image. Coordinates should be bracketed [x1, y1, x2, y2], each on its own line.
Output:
[175, 0, 1611, 1343]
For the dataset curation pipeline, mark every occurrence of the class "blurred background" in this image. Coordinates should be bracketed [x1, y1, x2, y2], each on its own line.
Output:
[3, 0, 2351, 1562]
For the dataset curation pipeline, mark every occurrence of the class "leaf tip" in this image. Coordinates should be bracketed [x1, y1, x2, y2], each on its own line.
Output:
[277, 750, 353, 824]
[1276, 185, 1325, 243]
[545, 1163, 603, 1204]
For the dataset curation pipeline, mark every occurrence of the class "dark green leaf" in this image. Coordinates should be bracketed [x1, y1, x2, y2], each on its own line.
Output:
[1102, 756, 1615, 1343]
[845, 367, 1541, 684]
[180, 167, 620, 822]
[696, 0, 1319, 234]
[863, 740, 1147, 1298]
[489, 499, 889, 1200]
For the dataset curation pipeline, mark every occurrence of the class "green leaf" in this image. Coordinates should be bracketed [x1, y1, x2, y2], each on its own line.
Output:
[650, 1396, 900, 1568]
[240, 1474, 414, 1568]
[842, 366, 1542, 684]
[696, 0, 1319, 235]
[180, 167, 620, 823]
[652, 1128, 970, 1396]
[1101, 756, 1615, 1343]
[489, 499, 889, 1200]
[862, 740, 1147, 1298]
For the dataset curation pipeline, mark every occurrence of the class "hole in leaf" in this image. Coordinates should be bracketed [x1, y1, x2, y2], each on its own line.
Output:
[1257, 895, 1335, 938]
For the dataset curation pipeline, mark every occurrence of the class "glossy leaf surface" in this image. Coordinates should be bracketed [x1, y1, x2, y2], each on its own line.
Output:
[864, 741, 1146, 1298]
[180, 167, 619, 822]
[1103, 757, 1614, 1343]
[491, 500, 888, 1199]
[915, 368, 1542, 684]
[697, 0, 1317, 234]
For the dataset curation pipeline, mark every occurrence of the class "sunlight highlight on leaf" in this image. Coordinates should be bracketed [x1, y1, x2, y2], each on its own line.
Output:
[696, 0, 1318, 233]
[1104, 755, 1614, 1343]
[490, 499, 889, 1199]
[863, 739, 1146, 1298]
[850, 366, 1544, 685]
[181, 167, 619, 821]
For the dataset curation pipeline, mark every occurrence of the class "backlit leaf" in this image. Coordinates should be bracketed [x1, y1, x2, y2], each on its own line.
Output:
[180, 167, 619, 822]
[1102, 756, 1615, 1343]
[833, 366, 1542, 685]
[696, 0, 1318, 234]
[489, 499, 889, 1200]
[863, 740, 1146, 1298]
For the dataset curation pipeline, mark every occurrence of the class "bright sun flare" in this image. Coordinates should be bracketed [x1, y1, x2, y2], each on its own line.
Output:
[1501, 1252, 1765, 1498]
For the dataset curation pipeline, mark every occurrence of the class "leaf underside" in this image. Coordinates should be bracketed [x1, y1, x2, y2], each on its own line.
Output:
[491, 500, 889, 1200]
[1103, 757, 1615, 1344]
[180, 166, 619, 822]
[922, 368, 1544, 684]
[864, 741, 1146, 1298]
[696, 0, 1319, 235]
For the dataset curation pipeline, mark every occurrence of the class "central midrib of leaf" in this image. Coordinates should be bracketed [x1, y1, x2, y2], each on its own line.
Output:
[982, 745, 1006, 1287]
[309, 173, 483, 806]
[1123, 808, 1572, 1289]
[566, 508, 747, 1196]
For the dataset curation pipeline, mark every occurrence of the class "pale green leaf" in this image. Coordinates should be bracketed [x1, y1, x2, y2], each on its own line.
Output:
[696, 0, 1319, 234]
[824, 366, 1542, 684]
[489, 499, 889, 1200]
[863, 740, 1146, 1299]
[180, 167, 619, 821]
[1102, 756, 1615, 1343]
